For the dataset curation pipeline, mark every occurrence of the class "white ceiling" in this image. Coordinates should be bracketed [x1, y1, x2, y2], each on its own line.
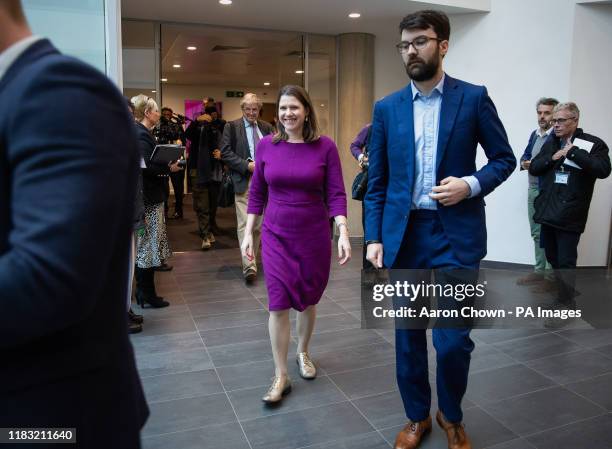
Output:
[121, 0, 490, 88]
[121, 0, 490, 36]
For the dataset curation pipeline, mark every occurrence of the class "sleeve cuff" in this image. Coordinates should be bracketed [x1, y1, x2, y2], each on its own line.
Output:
[462, 175, 481, 198]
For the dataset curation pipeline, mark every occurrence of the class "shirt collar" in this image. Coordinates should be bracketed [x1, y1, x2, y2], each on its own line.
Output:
[243, 116, 257, 128]
[411, 73, 445, 100]
[0, 35, 43, 82]
[535, 127, 554, 138]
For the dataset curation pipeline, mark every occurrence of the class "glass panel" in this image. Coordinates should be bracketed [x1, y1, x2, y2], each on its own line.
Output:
[22, 0, 106, 73]
[307, 34, 336, 139]
[122, 20, 159, 103]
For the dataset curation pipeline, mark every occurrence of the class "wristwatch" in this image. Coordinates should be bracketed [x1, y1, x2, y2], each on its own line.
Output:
[365, 240, 380, 245]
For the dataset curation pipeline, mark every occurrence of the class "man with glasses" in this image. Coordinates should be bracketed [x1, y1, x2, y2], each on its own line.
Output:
[516, 98, 558, 289]
[221, 93, 274, 283]
[365, 10, 515, 449]
[529, 102, 610, 326]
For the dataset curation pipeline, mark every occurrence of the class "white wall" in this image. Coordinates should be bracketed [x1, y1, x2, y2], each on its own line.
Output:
[569, 3, 612, 266]
[372, 0, 611, 266]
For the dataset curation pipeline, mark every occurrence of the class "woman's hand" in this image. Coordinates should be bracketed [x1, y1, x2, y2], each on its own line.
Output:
[169, 161, 183, 172]
[241, 233, 254, 262]
[337, 232, 351, 265]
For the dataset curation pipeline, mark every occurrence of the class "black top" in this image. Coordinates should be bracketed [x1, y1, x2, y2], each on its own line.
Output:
[135, 121, 171, 205]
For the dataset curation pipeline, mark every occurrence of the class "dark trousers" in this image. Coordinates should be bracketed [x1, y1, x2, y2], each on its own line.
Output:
[166, 170, 185, 216]
[393, 210, 477, 424]
[208, 180, 221, 229]
[192, 176, 210, 239]
[541, 224, 581, 305]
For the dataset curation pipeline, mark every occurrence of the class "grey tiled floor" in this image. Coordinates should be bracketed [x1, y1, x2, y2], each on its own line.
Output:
[130, 202, 612, 449]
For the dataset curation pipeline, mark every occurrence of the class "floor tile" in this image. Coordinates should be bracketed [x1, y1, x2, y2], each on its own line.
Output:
[525, 349, 612, 384]
[526, 414, 612, 448]
[136, 349, 213, 378]
[316, 342, 395, 375]
[465, 364, 555, 405]
[194, 310, 269, 331]
[141, 369, 224, 403]
[208, 339, 297, 368]
[329, 363, 397, 400]
[493, 332, 581, 362]
[137, 316, 197, 337]
[142, 422, 250, 449]
[130, 332, 203, 357]
[142, 393, 236, 438]
[188, 298, 264, 317]
[241, 402, 374, 449]
[200, 323, 270, 347]
[481, 386, 604, 436]
[295, 431, 391, 449]
[565, 373, 612, 411]
[217, 359, 303, 391]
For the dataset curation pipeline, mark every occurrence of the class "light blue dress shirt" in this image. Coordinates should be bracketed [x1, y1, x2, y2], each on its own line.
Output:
[243, 117, 263, 160]
[411, 74, 481, 210]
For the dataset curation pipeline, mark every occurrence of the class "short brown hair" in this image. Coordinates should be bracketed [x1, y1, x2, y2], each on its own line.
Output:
[272, 85, 319, 144]
[536, 97, 559, 109]
[399, 10, 450, 41]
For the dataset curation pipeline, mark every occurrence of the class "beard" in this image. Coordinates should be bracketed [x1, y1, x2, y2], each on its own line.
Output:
[405, 48, 440, 82]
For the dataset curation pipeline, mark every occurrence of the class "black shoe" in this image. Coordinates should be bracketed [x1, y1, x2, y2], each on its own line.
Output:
[154, 263, 173, 272]
[136, 291, 170, 308]
[128, 308, 144, 324]
[128, 319, 143, 334]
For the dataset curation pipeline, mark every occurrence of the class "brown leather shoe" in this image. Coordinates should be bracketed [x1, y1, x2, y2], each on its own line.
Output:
[393, 416, 432, 449]
[436, 410, 471, 449]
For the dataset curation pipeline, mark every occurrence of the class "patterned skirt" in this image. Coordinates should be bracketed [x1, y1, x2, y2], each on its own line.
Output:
[136, 202, 172, 268]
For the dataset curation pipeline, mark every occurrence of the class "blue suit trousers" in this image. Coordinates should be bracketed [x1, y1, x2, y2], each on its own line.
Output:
[392, 210, 478, 423]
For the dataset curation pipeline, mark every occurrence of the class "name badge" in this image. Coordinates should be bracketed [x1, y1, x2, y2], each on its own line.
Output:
[555, 171, 569, 185]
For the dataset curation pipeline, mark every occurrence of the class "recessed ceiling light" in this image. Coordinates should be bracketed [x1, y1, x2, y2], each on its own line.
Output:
[173, 64, 181, 68]
[151, 90, 157, 93]
[320, 104, 325, 107]
[161, 78, 168, 82]
[349, 12, 361, 18]
[219, 0, 232, 5]
[187, 46, 197, 51]
[295, 70, 304, 74]
[264, 82, 271, 86]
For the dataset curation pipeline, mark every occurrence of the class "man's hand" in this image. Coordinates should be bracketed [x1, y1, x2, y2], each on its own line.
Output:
[248, 161, 255, 173]
[521, 160, 531, 170]
[212, 149, 221, 160]
[429, 176, 470, 206]
[552, 141, 573, 161]
[366, 243, 384, 268]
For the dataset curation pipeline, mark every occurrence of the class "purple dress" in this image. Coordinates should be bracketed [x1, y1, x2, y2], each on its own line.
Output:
[247, 135, 347, 311]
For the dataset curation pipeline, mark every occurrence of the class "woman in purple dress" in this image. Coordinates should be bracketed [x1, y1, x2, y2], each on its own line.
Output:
[241, 85, 351, 404]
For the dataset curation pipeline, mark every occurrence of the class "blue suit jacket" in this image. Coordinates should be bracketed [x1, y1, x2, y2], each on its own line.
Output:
[0, 40, 148, 443]
[520, 130, 538, 165]
[365, 75, 516, 267]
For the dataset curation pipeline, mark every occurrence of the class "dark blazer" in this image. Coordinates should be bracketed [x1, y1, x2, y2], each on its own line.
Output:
[365, 75, 516, 266]
[220, 117, 274, 193]
[0, 39, 148, 447]
[530, 128, 611, 233]
[136, 121, 171, 205]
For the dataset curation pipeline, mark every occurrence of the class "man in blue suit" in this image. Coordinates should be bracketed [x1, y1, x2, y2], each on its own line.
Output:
[0, 1, 148, 447]
[365, 10, 516, 449]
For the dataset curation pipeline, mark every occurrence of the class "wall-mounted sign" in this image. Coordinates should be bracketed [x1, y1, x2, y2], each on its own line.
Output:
[226, 91, 244, 98]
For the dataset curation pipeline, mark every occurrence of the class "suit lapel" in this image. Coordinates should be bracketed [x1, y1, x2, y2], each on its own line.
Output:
[237, 120, 249, 157]
[436, 76, 463, 171]
[396, 85, 415, 180]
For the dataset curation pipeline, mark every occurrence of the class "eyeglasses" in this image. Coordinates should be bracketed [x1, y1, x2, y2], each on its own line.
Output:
[396, 36, 442, 53]
[550, 117, 576, 125]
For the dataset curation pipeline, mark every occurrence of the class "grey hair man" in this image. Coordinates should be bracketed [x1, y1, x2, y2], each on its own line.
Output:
[220, 93, 274, 283]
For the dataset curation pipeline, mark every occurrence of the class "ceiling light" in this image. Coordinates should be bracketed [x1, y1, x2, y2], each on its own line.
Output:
[320, 104, 325, 107]
[187, 46, 197, 51]
[173, 64, 181, 68]
[219, 0, 232, 5]
[264, 82, 271, 86]
[151, 90, 157, 93]
[295, 70, 304, 74]
[349, 12, 361, 18]
[161, 78, 168, 82]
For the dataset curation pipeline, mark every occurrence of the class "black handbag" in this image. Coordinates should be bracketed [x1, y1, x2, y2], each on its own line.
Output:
[217, 172, 235, 208]
[351, 168, 368, 201]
